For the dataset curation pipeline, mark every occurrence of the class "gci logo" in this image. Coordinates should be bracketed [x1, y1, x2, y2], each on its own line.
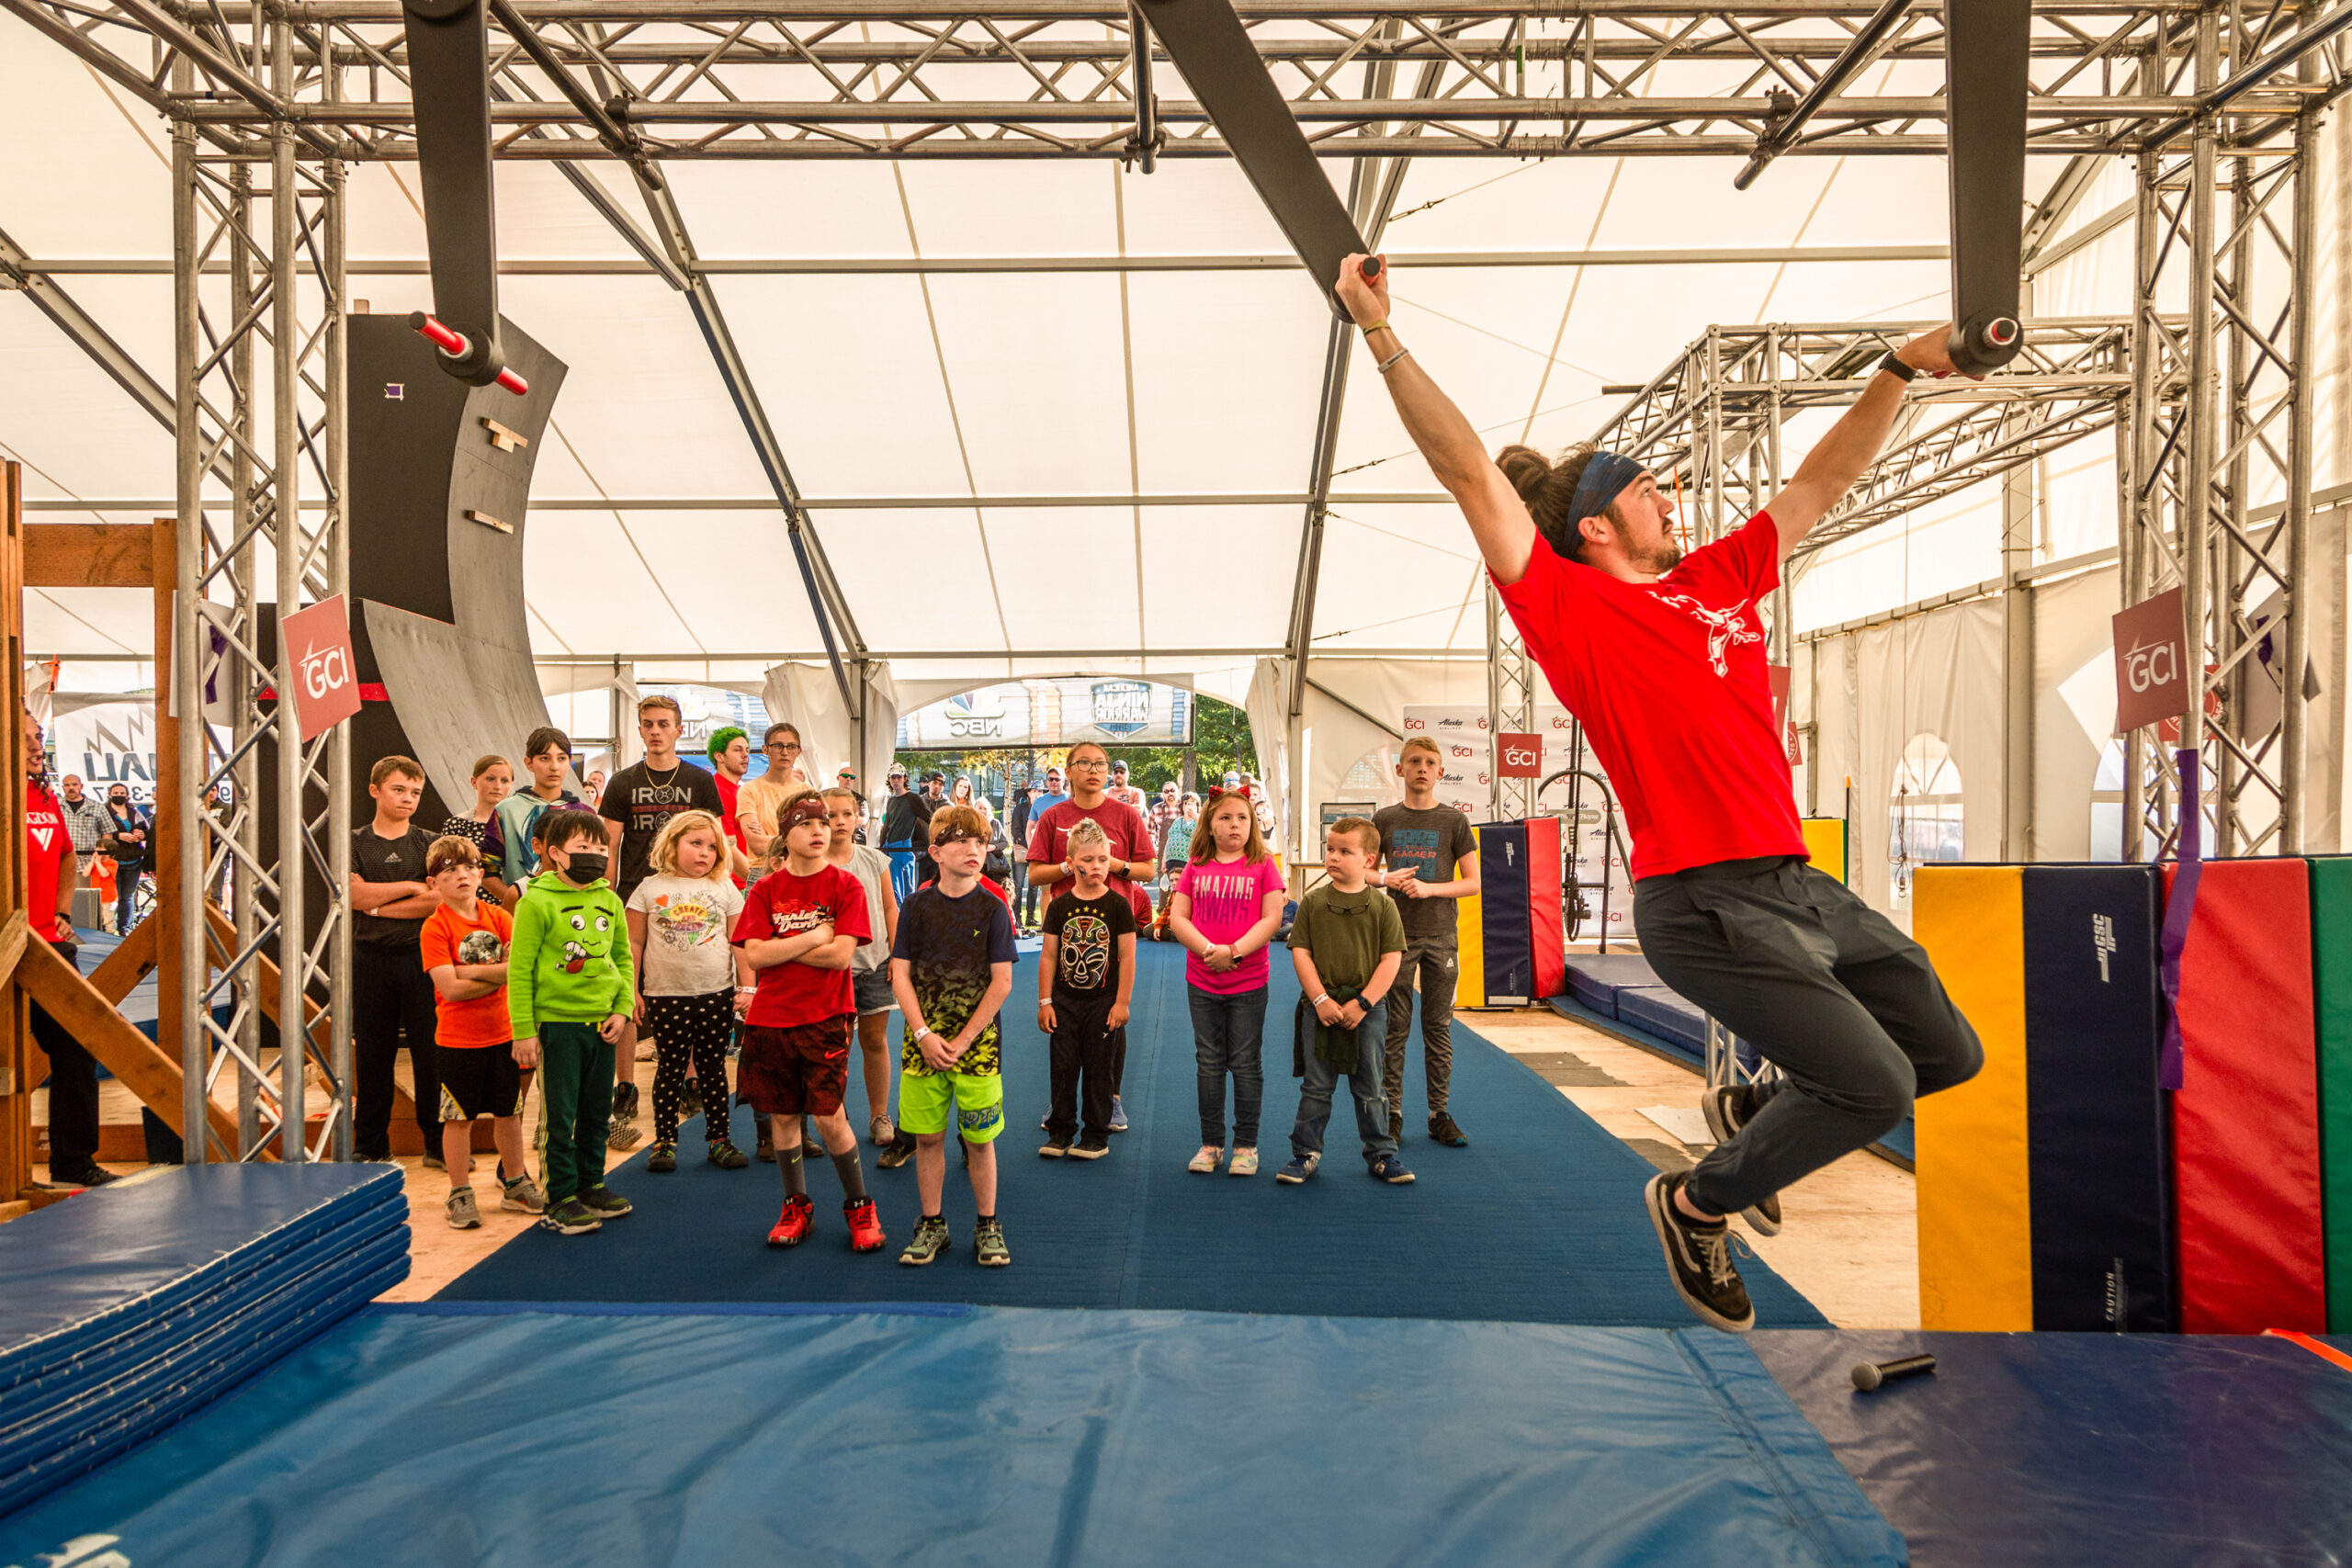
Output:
[2123, 637, 2177, 694]
[300, 639, 350, 703]
[1501, 741, 1539, 769]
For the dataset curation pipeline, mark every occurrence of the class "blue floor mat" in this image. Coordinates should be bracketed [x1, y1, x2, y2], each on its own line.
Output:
[1752, 1328, 2352, 1567]
[439, 943, 1825, 1329]
[0, 1304, 1903, 1568]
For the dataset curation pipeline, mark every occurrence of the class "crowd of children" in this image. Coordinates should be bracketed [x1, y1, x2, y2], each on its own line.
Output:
[351, 709, 1484, 1269]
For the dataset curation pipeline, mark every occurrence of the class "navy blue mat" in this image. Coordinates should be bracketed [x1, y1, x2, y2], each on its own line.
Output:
[1753, 1328, 2352, 1566]
[0, 1303, 1903, 1567]
[440, 942, 1826, 1328]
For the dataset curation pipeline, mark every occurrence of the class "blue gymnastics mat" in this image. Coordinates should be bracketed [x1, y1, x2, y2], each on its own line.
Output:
[1753, 1328, 2352, 1566]
[0, 1303, 1904, 1568]
[438, 942, 1826, 1329]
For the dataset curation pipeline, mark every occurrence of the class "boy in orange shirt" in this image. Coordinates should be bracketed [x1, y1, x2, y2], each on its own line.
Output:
[421, 835, 545, 1228]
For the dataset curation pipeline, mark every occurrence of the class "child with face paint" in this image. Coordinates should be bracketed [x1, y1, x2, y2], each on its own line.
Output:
[507, 809, 637, 1235]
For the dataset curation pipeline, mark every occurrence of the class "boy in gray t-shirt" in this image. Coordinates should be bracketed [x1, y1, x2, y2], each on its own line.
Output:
[1373, 737, 1482, 1148]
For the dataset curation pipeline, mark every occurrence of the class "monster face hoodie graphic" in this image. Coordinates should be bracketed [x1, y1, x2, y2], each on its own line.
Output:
[507, 872, 635, 1040]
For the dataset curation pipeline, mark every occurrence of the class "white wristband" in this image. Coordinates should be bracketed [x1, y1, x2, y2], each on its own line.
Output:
[1312, 993, 1330, 1008]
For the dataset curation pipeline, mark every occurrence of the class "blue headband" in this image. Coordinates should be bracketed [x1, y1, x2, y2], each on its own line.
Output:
[1569, 451, 1643, 530]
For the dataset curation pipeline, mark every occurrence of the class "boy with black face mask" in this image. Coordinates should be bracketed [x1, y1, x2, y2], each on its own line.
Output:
[508, 809, 636, 1235]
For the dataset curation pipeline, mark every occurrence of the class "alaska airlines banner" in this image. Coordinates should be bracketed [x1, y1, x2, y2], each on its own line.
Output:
[897, 680, 1193, 750]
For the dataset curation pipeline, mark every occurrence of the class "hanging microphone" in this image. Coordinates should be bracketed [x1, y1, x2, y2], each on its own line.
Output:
[1850, 1353, 1937, 1392]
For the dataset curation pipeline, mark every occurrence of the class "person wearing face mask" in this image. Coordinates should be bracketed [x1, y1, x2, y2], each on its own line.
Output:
[100, 783, 151, 935]
[348, 755, 446, 1164]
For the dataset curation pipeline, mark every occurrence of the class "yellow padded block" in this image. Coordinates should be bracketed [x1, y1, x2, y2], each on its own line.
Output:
[1800, 818, 1847, 886]
[1912, 864, 2031, 1331]
[1455, 826, 1485, 1008]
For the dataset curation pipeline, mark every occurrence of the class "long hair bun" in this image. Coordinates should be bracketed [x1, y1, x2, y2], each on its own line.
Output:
[1493, 441, 1608, 562]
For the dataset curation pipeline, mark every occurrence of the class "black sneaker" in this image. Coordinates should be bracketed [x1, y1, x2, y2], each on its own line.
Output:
[1039, 1134, 1071, 1157]
[647, 1141, 678, 1173]
[49, 1161, 119, 1189]
[613, 1082, 639, 1122]
[1644, 1172, 1755, 1333]
[1069, 1138, 1110, 1160]
[540, 1197, 603, 1235]
[876, 1132, 916, 1170]
[1701, 1084, 1782, 1237]
[578, 1184, 633, 1219]
[1428, 1112, 1469, 1147]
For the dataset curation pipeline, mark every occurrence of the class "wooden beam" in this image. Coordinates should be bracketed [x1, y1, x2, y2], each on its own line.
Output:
[85, 912, 158, 1007]
[16, 936, 254, 1160]
[1, 462, 25, 1201]
[24, 524, 156, 589]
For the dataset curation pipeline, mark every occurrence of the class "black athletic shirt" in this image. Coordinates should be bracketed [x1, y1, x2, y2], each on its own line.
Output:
[352, 823, 436, 949]
[598, 760, 725, 899]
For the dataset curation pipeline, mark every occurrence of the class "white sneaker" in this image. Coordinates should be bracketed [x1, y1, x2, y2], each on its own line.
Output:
[1187, 1145, 1223, 1174]
[1228, 1147, 1259, 1178]
[635, 1040, 657, 1061]
[871, 1114, 896, 1146]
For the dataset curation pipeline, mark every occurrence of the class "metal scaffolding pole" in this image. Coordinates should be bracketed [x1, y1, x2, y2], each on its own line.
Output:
[2177, 9, 2217, 840]
[167, 4, 356, 1163]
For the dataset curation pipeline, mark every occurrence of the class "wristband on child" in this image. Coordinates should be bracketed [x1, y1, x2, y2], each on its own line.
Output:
[1312, 993, 1330, 1008]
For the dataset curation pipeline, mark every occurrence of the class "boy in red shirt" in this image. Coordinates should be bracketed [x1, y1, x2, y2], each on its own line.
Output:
[731, 792, 886, 1252]
[420, 835, 545, 1228]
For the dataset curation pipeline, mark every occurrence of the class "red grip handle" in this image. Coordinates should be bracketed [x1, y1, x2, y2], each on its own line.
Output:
[412, 313, 528, 396]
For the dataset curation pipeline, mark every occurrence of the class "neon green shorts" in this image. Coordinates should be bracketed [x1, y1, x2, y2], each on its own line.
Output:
[899, 1069, 1006, 1143]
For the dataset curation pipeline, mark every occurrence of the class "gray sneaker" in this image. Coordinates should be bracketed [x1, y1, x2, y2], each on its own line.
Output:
[499, 1174, 548, 1214]
[870, 1114, 897, 1146]
[899, 1214, 952, 1266]
[445, 1187, 481, 1229]
[974, 1218, 1011, 1267]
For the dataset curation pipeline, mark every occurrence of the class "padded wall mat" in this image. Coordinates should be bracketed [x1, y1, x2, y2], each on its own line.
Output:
[2313, 857, 2352, 1333]
[2020, 866, 2172, 1331]
[1910, 868, 2030, 1330]
[0, 1304, 1905, 1568]
[1753, 1327, 2352, 1567]
[2167, 858, 2324, 1333]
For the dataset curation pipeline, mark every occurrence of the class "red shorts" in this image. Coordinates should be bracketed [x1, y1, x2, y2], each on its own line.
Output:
[737, 1016, 854, 1117]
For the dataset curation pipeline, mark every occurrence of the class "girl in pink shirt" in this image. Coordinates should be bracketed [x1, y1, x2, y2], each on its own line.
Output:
[1168, 790, 1288, 1178]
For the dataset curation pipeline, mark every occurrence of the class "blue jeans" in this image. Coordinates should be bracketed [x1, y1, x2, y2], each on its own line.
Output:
[1191, 987, 1268, 1147]
[1289, 1001, 1397, 1164]
[115, 869, 141, 934]
[884, 846, 919, 904]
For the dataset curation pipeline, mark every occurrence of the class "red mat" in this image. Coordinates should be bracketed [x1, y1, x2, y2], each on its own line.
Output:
[2167, 859, 2325, 1334]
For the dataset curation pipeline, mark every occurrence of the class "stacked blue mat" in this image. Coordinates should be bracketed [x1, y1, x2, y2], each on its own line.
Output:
[0, 1163, 410, 1516]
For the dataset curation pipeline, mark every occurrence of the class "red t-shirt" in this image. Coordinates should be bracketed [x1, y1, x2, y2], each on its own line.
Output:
[1493, 513, 1806, 879]
[712, 772, 747, 886]
[1026, 797, 1154, 920]
[730, 863, 870, 1027]
[26, 783, 68, 945]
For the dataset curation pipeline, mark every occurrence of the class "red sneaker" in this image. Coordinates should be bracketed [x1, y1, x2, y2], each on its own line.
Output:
[767, 1194, 814, 1247]
[844, 1196, 887, 1254]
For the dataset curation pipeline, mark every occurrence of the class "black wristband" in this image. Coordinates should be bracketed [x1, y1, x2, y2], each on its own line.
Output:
[1876, 350, 1918, 383]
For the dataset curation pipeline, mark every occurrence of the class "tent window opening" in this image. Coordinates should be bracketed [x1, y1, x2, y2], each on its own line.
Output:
[1889, 733, 1962, 912]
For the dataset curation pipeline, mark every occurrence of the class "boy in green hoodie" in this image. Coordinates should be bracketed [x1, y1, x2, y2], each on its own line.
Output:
[509, 808, 637, 1235]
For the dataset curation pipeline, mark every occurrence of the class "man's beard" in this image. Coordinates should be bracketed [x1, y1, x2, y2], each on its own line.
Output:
[1640, 537, 1686, 574]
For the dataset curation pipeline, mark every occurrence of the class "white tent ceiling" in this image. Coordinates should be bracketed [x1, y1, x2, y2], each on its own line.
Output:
[2, 8, 2086, 680]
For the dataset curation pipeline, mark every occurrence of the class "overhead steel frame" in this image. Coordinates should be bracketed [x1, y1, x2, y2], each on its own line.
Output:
[166, 39, 356, 1163]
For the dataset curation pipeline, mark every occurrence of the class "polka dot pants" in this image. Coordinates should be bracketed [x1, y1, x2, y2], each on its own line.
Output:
[644, 989, 734, 1146]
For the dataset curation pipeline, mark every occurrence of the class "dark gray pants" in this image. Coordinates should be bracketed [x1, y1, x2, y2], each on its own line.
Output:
[1634, 854, 1982, 1217]
[1383, 934, 1458, 1121]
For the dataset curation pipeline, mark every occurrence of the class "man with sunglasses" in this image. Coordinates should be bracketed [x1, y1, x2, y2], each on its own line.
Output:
[834, 766, 867, 844]
[1025, 743, 1154, 1132]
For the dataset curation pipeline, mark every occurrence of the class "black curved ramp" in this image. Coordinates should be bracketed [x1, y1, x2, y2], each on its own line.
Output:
[346, 313, 571, 818]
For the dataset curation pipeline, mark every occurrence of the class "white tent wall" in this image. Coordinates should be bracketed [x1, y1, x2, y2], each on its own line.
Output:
[2030, 564, 2123, 864]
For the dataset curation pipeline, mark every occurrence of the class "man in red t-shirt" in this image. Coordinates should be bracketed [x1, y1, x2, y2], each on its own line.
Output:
[1025, 740, 1154, 1129]
[24, 713, 111, 1187]
[1338, 256, 1984, 1334]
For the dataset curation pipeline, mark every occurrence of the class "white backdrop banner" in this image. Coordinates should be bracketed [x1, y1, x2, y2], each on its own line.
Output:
[50, 698, 160, 806]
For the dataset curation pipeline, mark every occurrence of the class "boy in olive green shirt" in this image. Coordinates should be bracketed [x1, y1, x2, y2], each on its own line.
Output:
[509, 809, 636, 1235]
[1279, 818, 1411, 1186]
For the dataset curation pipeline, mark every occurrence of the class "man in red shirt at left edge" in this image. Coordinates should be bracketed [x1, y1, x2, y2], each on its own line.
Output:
[25, 709, 113, 1187]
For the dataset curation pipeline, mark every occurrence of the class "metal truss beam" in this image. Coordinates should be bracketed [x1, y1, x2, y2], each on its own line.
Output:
[17, 244, 1953, 276]
[19, 1, 2346, 162]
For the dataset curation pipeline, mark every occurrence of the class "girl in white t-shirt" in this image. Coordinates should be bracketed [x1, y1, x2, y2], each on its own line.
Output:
[627, 810, 751, 1171]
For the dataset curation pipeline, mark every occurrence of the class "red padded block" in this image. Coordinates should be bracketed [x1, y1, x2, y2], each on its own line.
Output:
[1525, 817, 1565, 999]
[2166, 858, 2325, 1334]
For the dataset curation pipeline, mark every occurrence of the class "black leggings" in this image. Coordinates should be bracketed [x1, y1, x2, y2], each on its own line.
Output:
[645, 989, 734, 1145]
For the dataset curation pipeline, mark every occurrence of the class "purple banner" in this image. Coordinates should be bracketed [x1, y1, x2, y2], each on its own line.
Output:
[2156, 747, 2202, 1092]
